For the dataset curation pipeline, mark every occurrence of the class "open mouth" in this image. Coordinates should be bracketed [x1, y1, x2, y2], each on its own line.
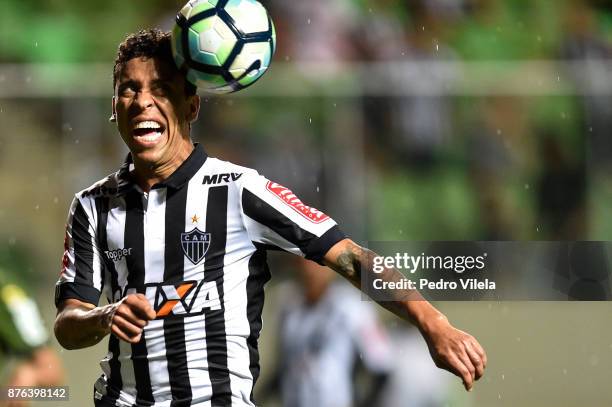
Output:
[132, 120, 165, 142]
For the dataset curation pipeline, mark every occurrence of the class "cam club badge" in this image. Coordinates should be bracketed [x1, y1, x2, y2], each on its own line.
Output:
[181, 228, 211, 265]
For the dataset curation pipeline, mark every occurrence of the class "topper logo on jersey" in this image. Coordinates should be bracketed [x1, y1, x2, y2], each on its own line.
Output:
[265, 181, 330, 224]
[181, 228, 211, 264]
[104, 248, 132, 262]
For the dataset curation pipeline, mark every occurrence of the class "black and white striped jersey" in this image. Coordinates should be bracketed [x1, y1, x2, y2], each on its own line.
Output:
[55, 144, 345, 407]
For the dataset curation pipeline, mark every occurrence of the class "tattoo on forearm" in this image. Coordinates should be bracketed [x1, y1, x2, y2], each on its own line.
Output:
[333, 241, 365, 282]
[326, 241, 442, 329]
[332, 242, 425, 317]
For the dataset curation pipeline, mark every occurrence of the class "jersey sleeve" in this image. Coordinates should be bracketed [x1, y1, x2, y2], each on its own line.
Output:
[54, 195, 105, 307]
[239, 171, 346, 264]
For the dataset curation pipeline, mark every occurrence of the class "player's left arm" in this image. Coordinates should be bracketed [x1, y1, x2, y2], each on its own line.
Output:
[323, 238, 487, 391]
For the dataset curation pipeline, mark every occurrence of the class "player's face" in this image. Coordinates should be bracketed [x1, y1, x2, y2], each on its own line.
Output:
[113, 57, 199, 169]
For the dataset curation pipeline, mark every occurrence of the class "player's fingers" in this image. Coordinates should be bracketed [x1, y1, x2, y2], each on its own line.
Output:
[457, 348, 476, 387]
[112, 314, 144, 339]
[111, 322, 133, 342]
[144, 305, 156, 320]
[120, 294, 155, 321]
[115, 304, 148, 328]
[464, 341, 485, 380]
[124, 293, 149, 308]
[473, 340, 487, 368]
[128, 295, 156, 320]
[111, 322, 141, 344]
[472, 339, 487, 369]
[113, 314, 144, 338]
[133, 303, 156, 321]
[447, 354, 473, 391]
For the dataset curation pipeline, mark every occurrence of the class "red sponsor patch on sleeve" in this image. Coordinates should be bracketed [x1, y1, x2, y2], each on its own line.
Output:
[265, 181, 330, 224]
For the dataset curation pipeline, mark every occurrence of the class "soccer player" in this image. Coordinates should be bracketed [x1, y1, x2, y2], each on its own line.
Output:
[54, 29, 486, 407]
[260, 258, 392, 407]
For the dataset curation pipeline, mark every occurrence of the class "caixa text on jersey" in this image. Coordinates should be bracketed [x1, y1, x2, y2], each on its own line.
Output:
[111, 280, 221, 318]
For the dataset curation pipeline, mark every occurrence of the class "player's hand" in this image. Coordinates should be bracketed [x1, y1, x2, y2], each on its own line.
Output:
[108, 294, 156, 344]
[421, 316, 487, 391]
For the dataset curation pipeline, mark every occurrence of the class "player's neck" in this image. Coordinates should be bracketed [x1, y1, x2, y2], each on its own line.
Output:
[131, 145, 194, 192]
[131, 169, 166, 192]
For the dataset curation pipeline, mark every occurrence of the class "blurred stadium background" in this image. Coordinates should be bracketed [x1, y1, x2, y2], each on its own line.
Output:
[1, 0, 612, 405]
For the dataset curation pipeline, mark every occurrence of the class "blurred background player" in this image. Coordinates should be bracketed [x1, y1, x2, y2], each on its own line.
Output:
[258, 258, 392, 407]
[0, 266, 65, 407]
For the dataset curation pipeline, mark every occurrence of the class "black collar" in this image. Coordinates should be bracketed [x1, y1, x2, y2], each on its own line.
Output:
[116, 143, 207, 194]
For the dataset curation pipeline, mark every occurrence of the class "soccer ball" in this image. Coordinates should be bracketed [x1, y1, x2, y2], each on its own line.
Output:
[171, 0, 276, 94]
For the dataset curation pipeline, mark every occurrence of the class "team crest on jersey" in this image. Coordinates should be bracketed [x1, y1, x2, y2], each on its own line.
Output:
[266, 181, 330, 224]
[181, 228, 211, 264]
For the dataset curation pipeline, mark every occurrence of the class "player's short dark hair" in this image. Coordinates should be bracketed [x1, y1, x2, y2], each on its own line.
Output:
[113, 29, 197, 96]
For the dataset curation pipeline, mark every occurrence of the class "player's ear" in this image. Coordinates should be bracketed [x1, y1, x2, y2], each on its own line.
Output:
[187, 94, 200, 123]
[109, 96, 117, 122]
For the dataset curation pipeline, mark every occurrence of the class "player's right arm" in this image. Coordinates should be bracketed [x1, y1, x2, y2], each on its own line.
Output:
[54, 295, 155, 349]
[54, 195, 154, 349]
